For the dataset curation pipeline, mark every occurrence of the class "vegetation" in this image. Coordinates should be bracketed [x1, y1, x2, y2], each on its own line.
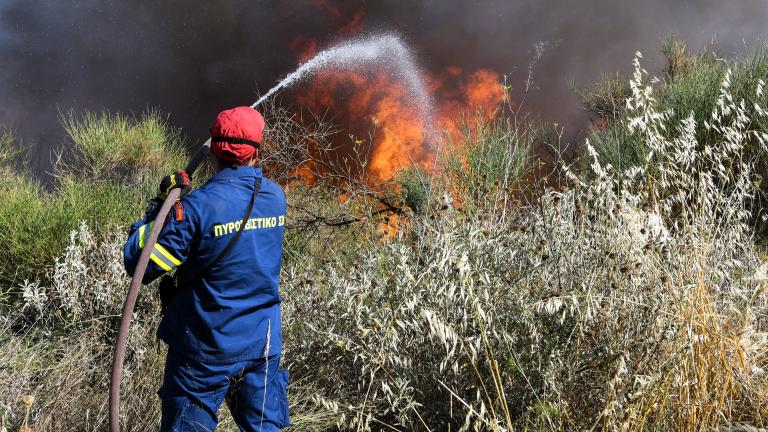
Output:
[444, 111, 534, 209]
[0, 111, 187, 286]
[2, 44, 768, 431]
[585, 36, 768, 234]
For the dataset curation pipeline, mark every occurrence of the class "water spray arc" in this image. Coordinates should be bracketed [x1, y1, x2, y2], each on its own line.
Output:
[255, 33, 434, 118]
[109, 32, 432, 432]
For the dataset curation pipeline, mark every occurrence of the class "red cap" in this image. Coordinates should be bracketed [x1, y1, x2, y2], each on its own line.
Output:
[209, 107, 265, 164]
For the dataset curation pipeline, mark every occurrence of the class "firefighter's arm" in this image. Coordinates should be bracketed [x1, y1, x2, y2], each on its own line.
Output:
[123, 200, 197, 284]
[122, 215, 156, 275]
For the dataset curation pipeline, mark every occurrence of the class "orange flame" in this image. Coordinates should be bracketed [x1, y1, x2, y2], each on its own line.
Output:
[294, 67, 505, 181]
[287, 1, 506, 182]
[283, 3, 508, 239]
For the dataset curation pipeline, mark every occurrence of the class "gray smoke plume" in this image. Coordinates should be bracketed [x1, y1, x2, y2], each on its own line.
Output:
[1, 0, 766, 172]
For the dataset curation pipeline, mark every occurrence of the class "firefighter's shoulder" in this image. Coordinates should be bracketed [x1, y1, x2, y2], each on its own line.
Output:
[260, 177, 287, 203]
[169, 188, 206, 225]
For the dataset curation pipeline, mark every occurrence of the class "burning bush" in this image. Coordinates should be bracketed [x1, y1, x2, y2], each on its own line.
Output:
[444, 110, 535, 208]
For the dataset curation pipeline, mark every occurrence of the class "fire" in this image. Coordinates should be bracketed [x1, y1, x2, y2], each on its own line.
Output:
[365, 75, 429, 179]
[281, 1, 508, 239]
[464, 69, 508, 112]
[431, 67, 507, 140]
[294, 66, 505, 180]
[287, 1, 506, 181]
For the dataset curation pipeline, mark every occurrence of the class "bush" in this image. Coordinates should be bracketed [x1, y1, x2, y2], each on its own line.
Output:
[587, 121, 646, 173]
[444, 111, 533, 210]
[581, 73, 631, 119]
[279, 54, 768, 431]
[0, 111, 188, 286]
[60, 109, 187, 179]
[396, 167, 431, 214]
[0, 222, 163, 431]
[282, 184, 383, 268]
[585, 38, 768, 233]
[0, 127, 25, 173]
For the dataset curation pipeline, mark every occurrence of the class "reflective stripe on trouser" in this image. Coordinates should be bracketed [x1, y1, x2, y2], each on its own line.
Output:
[150, 243, 182, 271]
[159, 352, 290, 431]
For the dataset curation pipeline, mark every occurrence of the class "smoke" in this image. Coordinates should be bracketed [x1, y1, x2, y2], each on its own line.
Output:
[1, 0, 767, 172]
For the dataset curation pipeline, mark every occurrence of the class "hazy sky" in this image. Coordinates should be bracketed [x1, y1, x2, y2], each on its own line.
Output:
[1, 0, 766, 172]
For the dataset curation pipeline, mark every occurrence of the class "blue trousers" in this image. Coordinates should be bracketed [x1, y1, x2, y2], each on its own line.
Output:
[159, 351, 290, 431]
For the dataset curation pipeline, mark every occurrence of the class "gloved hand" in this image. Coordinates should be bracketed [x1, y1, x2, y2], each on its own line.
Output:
[144, 170, 191, 219]
[158, 170, 191, 200]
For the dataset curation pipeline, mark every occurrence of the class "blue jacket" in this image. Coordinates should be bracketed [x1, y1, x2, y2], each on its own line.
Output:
[123, 166, 286, 364]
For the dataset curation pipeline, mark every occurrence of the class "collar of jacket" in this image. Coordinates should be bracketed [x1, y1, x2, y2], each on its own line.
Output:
[208, 165, 263, 183]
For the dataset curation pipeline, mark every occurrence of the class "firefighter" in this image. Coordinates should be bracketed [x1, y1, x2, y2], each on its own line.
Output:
[123, 107, 289, 431]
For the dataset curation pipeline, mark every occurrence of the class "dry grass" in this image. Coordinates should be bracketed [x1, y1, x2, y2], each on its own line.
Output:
[0, 224, 336, 432]
[279, 53, 768, 431]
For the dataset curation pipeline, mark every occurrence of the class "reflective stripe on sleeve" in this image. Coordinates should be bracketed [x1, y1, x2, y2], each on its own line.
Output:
[149, 243, 182, 272]
[137, 221, 155, 249]
[154, 244, 182, 266]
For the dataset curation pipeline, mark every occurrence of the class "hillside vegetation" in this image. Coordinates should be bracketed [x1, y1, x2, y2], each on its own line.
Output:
[1, 46, 767, 431]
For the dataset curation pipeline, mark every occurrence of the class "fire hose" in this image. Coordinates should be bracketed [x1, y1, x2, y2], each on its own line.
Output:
[108, 138, 211, 432]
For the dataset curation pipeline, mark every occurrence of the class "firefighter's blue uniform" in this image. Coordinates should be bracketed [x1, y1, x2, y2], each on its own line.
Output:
[123, 166, 289, 431]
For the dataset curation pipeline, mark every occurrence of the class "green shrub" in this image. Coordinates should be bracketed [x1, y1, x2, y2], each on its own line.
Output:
[61, 110, 186, 178]
[0, 176, 58, 280]
[589, 121, 646, 173]
[0, 128, 25, 173]
[396, 167, 431, 214]
[581, 73, 631, 119]
[585, 38, 768, 233]
[0, 112, 188, 286]
[588, 37, 768, 158]
[445, 112, 532, 209]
